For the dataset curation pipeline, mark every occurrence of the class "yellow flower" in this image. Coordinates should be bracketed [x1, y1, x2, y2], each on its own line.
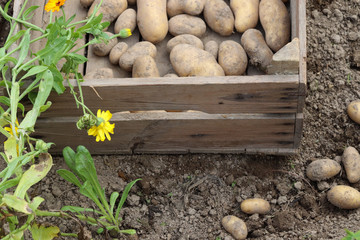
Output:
[4, 119, 19, 136]
[119, 28, 132, 38]
[88, 110, 115, 142]
[45, 0, 66, 12]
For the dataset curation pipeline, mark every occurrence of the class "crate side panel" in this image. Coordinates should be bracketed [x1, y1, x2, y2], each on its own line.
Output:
[35, 112, 295, 154]
[34, 75, 300, 117]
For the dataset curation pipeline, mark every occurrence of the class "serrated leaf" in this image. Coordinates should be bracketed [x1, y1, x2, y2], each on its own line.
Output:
[30, 223, 59, 240]
[14, 153, 53, 199]
[2, 194, 32, 214]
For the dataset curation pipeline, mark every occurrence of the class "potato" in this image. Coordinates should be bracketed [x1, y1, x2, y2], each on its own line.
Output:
[167, 34, 204, 53]
[119, 41, 157, 72]
[259, 0, 290, 52]
[347, 100, 360, 124]
[88, 0, 127, 24]
[205, 40, 218, 59]
[240, 29, 273, 72]
[342, 147, 360, 183]
[114, 9, 137, 35]
[218, 40, 248, 76]
[84, 68, 114, 79]
[137, 0, 168, 43]
[221, 215, 247, 240]
[168, 14, 207, 38]
[80, 0, 94, 8]
[92, 32, 118, 57]
[170, 44, 225, 77]
[327, 185, 360, 209]
[240, 198, 271, 215]
[230, 0, 259, 33]
[203, 0, 234, 36]
[132, 55, 160, 78]
[167, 0, 206, 17]
[109, 42, 128, 65]
[306, 158, 341, 182]
[163, 73, 179, 77]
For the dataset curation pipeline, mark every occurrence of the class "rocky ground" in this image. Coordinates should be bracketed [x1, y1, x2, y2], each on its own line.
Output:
[1, 0, 360, 239]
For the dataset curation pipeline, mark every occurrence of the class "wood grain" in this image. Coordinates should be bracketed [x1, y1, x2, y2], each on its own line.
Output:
[29, 75, 300, 117]
[34, 112, 296, 154]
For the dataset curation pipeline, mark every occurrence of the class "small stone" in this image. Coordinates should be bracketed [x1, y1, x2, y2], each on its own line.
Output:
[348, 32, 359, 41]
[311, 10, 320, 19]
[333, 9, 343, 20]
[209, 209, 217, 216]
[249, 213, 259, 221]
[350, 15, 358, 21]
[322, 9, 331, 16]
[277, 196, 287, 205]
[317, 181, 330, 191]
[270, 199, 277, 204]
[294, 181, 303, 190]
[225, 174, 235, 186]
[127, 194, 140, 206]
[188, 208, 196, 215]
[330, 34, 341, 44]
[51, 186, 62, 197]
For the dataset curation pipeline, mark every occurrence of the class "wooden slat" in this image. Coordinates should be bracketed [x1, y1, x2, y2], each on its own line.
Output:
[294, 113, 303, 148]
[29, 75, 300, 117]
[33, 112, 296, 154]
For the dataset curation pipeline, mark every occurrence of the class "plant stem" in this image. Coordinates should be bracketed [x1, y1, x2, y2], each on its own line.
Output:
[0, 126, 11, 138]
[60, 232, 78, 237]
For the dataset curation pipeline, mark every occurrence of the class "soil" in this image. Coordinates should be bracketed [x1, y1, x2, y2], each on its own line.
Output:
[1, 0, 360, 239]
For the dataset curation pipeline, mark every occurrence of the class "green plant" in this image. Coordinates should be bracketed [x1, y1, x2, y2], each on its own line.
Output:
[343, 229, 360, 240]
[58, 145, 141, 236]
[231, 181, 237, 188]
[0, 0, 131, 238]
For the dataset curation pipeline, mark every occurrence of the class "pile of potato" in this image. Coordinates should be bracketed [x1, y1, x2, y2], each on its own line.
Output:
[306, 146, 360, 210]
[81, 0, 291, 78]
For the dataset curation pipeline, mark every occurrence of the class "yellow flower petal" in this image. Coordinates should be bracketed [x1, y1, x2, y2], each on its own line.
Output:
[87, 109, 115, 142]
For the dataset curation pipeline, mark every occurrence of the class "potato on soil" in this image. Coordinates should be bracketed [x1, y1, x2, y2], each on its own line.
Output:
[240, 198, 271, 215]
[327, 185, 360, 209]
[119, 41, 157, 72]
[221, 215, 247, 240]
[230, 0, 259, 33]
[92, 32, 118, 57]
[132, 55, 160, 78]
[259, 0, 290, 52]
[168, 14, 207, 38]
[137, 0, 168, 43]
[203, 0, 234, 36]
[305, 158, 341, 181]
[342, 146, 360, 183]
[347, 100, 360, 124]
[218, 40, 248, 75]
[205, 40, 218, 59]
[166, 34, 204, 53]
[109, 42, 128, 65]
[241, 29, 273, 72]
[84, 68, 114, 79]
[167, 0, 206, 17]
[114, 9, 137, 34]
[170, 44, 224, 77]
[88, 0, 127, 24]
[80, 0, 94, 8]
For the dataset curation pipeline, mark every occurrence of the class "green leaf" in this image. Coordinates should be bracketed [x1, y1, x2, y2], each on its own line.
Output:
[75, 146, 100, 188]
[30, 223, 59, 240]
[48, 65, 65, 94]
[29, 196, 45, 211]
[3, 30, 25, 50]
[39, 101, 52, 113]
[2, 194, 32, 214]
[119, 229, 136, 235]
[0, 175, 21, 193]
[115, 179, 141, 222]
[22, 6, 39, 20]
[13, 29, 31, 70]
[57, 169, 82, 188]
[14, 153, 53, 199]
[20, 70, 54, 131]
[62, 146, 86, 182]
[19, 65, 48, 81]
[0, 96, 25, 116]
[79, 180, 99, 204]
[4, 136, 18, 162]
[110, 192, 119, 214]
[61, 205, 102, 215]
[10, 81, 19, 127]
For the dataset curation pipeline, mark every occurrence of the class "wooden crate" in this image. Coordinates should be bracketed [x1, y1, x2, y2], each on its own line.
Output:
[10, 0, 306, 154]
